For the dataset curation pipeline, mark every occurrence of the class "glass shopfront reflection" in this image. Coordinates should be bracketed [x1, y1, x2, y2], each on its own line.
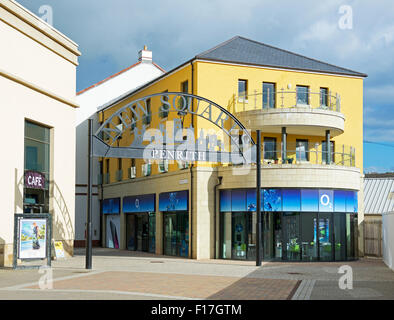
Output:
[318, 212, 333, 261]
[258, 211, 357, 262]
[220, 212, 257, 261]
[163, 212, 189, 258]
[301, 212, 318, 261]
[126, 212, 155, 253]
[220, 189, 358, 262]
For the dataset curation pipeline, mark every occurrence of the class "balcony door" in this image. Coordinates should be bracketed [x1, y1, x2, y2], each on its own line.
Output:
[296, 85, 309, 105]
[263, 82, 276, 109]
[296, 139, 309, 162]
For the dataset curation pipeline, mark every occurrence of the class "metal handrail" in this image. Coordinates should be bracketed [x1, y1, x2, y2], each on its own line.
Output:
[231, 88, 341, 113]
[260, 142, 355, 167]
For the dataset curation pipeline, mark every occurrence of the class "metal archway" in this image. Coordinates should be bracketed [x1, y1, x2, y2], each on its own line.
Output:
[85, 92, 263, 270]
[92, 92, 256, 165]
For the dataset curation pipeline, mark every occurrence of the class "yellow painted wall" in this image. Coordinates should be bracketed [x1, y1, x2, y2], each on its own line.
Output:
[195, 61, 363, 171]
[100, 59, 364, 181]
[101, 63, 194, 183]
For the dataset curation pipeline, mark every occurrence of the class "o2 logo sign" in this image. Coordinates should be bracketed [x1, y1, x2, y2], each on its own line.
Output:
[135, 199, 140, 209]
[319, 190, 333, 211]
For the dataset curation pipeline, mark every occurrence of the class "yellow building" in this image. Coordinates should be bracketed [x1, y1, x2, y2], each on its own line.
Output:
[96, 36, 366, 262]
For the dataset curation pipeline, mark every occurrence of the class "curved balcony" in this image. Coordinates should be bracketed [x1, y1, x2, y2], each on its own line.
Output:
[218, 141, 360, 190]
[230, 90, 345, 137]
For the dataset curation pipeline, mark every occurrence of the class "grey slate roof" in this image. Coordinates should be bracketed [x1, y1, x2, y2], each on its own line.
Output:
[196, 36, 367, 77]
[364, 177, 394, 214]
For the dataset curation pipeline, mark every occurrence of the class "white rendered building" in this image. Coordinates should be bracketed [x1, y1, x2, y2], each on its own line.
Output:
[74, 46, 165, 247]
[0, 0, 80, 266]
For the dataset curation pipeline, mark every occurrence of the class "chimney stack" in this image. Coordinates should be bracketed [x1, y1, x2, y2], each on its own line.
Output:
[138, 45, 152, 63]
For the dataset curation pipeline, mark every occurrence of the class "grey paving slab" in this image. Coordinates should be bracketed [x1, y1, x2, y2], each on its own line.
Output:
[310, 280, 394, 300]
[0, 248, 393, 300]
[292, 280, 316, 300]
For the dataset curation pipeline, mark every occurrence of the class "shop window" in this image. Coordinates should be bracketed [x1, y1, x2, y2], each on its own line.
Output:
[24, 120, 50, 213]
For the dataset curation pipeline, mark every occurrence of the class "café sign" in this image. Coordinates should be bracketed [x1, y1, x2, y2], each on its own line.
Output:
[25, 171, 45, 190]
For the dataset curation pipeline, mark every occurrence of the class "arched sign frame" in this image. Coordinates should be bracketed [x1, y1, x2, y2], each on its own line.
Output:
[93, 92, 256, 165]
[85, 92, 263, 269]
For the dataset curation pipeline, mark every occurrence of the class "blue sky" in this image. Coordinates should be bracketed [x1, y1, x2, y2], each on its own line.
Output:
[17, 0, 394, 173]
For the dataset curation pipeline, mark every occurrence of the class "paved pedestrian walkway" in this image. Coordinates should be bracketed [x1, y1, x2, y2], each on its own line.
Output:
[0, 248, 392, 300]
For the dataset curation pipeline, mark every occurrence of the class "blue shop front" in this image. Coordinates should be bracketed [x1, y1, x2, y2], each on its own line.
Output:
[160, 190, 189, 258]
[123, 194, 156, 253]
[219, 189, 358, 262]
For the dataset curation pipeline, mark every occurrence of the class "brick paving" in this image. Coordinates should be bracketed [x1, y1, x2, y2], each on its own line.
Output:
[0, 249, 393, 300]
[25, 271, 298, 300]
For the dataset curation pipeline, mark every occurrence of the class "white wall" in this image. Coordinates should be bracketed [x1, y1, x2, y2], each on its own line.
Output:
[382, 211, 394, 271]
[74, 59, 164, 243]
[76, 62, 164, 125]
[0, 75, 76, 264]
[0, 2, 79, 266]
[0, 19, 76, 99]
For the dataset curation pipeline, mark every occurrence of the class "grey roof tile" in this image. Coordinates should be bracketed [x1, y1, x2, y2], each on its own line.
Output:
[196, 36, 367, 77]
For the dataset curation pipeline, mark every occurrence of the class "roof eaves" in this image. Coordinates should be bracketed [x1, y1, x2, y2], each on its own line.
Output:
[196, 57, 367, 78]
[97, 58, 195, 112]
[77, 60, 166, 96]
[77, 61, 142, 96]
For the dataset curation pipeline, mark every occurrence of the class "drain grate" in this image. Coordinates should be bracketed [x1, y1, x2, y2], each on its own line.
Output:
[288, 272, 303, 275]
[150, 261, 164, 264]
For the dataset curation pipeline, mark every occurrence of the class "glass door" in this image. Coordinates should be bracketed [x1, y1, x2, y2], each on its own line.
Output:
[263, 212, 274, 261]
[177, 212, 189, 257]
[273, 212, 283, 259]
[232, 212, 247, 260]
[282, 212, 301, 261]
[296, 140, 309, 162]
[334, 213, 346, 261]
[164, 213, 177, 256]
[318, 213, 333, 261]
[148, 213, 156, 253]
[246, 212, 257, 261]
[136, 215, 143, 251]
[141, 214, 149, 252]
[301, 212, 318, 261]
[346, 213, 356, 260]
[126, 214, 136, 251]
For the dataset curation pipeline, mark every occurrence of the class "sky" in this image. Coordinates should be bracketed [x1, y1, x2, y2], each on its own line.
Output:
[17, 0, 394, 173]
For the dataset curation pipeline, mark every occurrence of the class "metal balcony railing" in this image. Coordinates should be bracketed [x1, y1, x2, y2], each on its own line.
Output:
[230, 89, 341, 114]
[260, 141, 355, 167]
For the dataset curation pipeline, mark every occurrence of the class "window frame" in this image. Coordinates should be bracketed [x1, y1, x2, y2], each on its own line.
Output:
[320, 87, 329, 107]
[296, 85, 310, 106]
[296, 139, 309, 162]
[263, 137, 277, 160]
[262, 82, 276, 109]
[238, 79, 248, 101]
